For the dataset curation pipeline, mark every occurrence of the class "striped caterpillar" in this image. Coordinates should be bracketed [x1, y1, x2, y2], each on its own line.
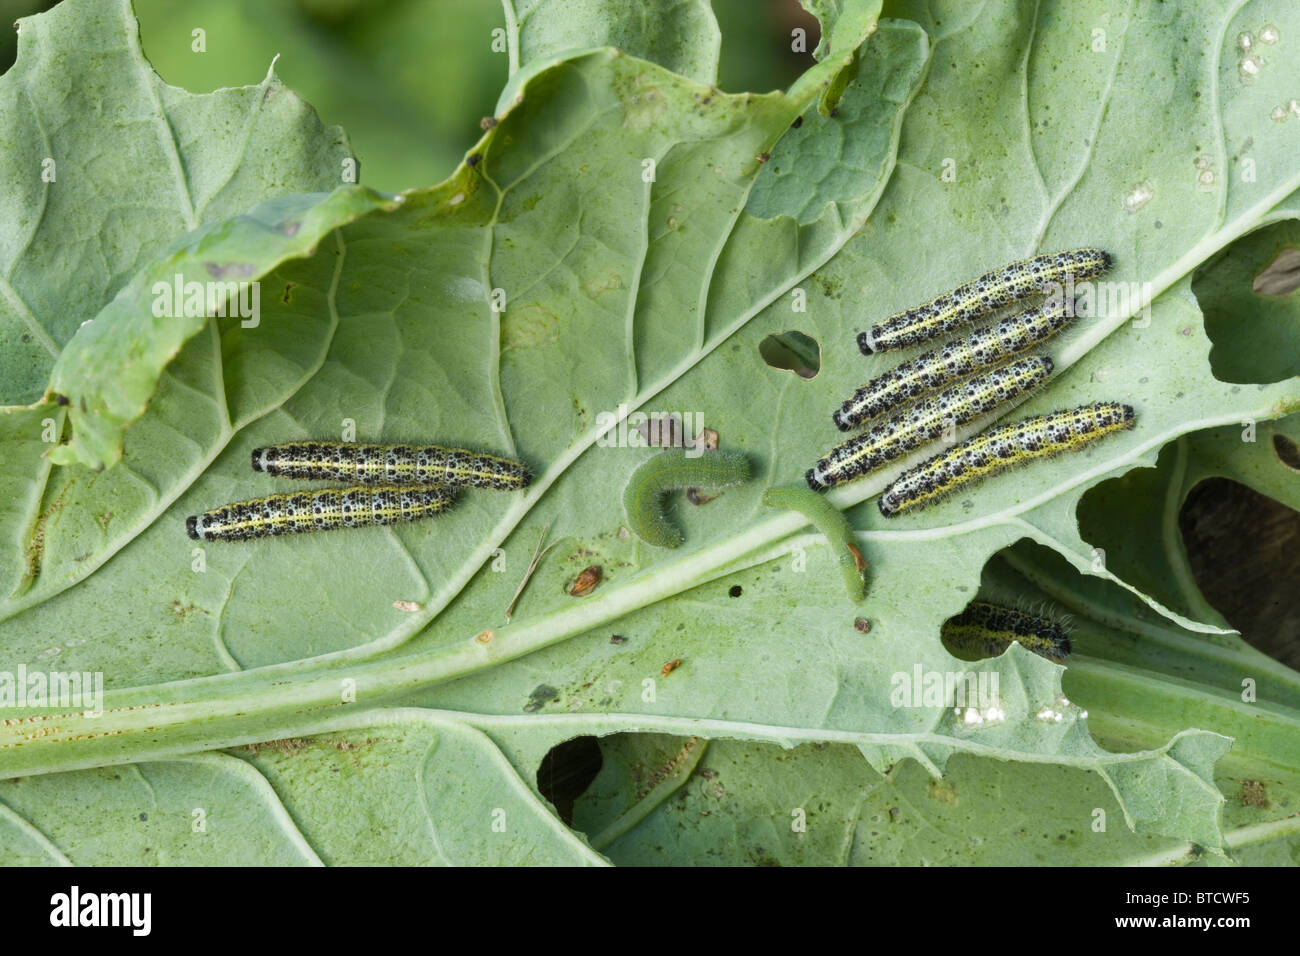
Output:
[834, 298, 1072, 431]
[941, 602, 1071, 662]
[878, 402, 1135, 517]
[806, 356, 1052, 491]
[857, 248, 1110, 354]
[251, 442, 532, 490]
[186, 485, 457, 541]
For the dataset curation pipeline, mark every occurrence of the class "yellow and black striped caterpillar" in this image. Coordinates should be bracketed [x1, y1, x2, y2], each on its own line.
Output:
[806, 356, 1052, 491]
[858, 248, 1110, 354]
[941, 602, 1071, 662]
[834, 298, 1072, 431]
[878, 402, 1135, 517]
[186, 485, 457, 541]
[251, 441, 532, 490]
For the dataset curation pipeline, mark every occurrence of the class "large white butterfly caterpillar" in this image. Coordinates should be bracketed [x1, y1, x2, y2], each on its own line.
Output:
[878, 402, 1135, 517]
[806, 356, 1053, 491]
[251, 441, 532, 490]
[834, 298, 1072, 431]
[762, 485, 867, 602]
[857, 248, 1110, 354]
[186, 485, 457, 542]
[624, 450, 750, 548]
[941, 602, 1071, 662]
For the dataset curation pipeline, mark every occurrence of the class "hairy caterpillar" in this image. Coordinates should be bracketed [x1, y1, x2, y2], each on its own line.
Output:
[806, 356, 1053, 491]
[834, 298, 1072, 431]
[762, 485, 867, 602]
[251, 441, 532, 490]
[624, 450, 751, 548]
[941, 602, 1071, 662]
[857, 248, 1110, 354]
[186, 485, 457, 541]
[878, 402, 1135, 517]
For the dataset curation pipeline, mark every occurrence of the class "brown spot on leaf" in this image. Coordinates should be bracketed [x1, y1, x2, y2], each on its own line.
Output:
[245, 737, 310, 756]
[24, 488, 67, 586]
[567, 565, 602, 596]
[1240, 779, 1269, 808]
[170, 600, 201, 621]
[928, 781, 958, 805]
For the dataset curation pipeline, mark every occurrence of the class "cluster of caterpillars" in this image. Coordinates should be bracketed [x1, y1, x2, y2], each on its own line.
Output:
[806, 248, 1136, 516]
[186, 442, 531, 541]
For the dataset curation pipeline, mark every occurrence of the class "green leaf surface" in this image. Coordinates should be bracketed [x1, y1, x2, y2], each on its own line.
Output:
[1, 0, 914, 670]
[503, 0, 722, 82]
[0, 0, 355, 406]
[574, 732, 1300, 865]
[0, 709, 603, 864]
[3, 0, 1300, 865]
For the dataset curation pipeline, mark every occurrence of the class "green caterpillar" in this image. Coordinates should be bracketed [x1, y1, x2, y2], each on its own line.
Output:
[762, 485, 866, 602]
[623, 450, 751, 548]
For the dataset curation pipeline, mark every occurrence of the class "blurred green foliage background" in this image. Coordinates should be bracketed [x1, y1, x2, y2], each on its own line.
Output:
[2, 0, 816, 192]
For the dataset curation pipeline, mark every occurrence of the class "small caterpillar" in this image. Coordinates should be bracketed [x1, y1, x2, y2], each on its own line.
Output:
[251, 441, 532, 490]
[762, 485, 866, 602]
[624, 450, 751, 548]
[186, 485, 456, 541]
[878, 402, 1135, 517]
[834, 298, 1072, 431]
[857, 248, 1110, 354]
[941, 602, 1071, 662]
[806, 356, 1052, 491]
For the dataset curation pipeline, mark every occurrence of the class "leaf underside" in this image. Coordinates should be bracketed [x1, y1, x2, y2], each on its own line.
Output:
[2, 0, 1300, 864]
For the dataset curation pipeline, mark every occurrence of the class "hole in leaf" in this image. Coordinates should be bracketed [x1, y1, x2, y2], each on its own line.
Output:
[1273, 434, 1300, 471]
[938, 595, 1071, 664]
[1180, 477, 1300, 670]
[1253, 248, 1300, 296]
[1194, 223, 1300, 384]
[714, 0, 821, 94]
[759, 330, 820, 379]
[536, 735, 603, 826]
[728, 585, 743, 598]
